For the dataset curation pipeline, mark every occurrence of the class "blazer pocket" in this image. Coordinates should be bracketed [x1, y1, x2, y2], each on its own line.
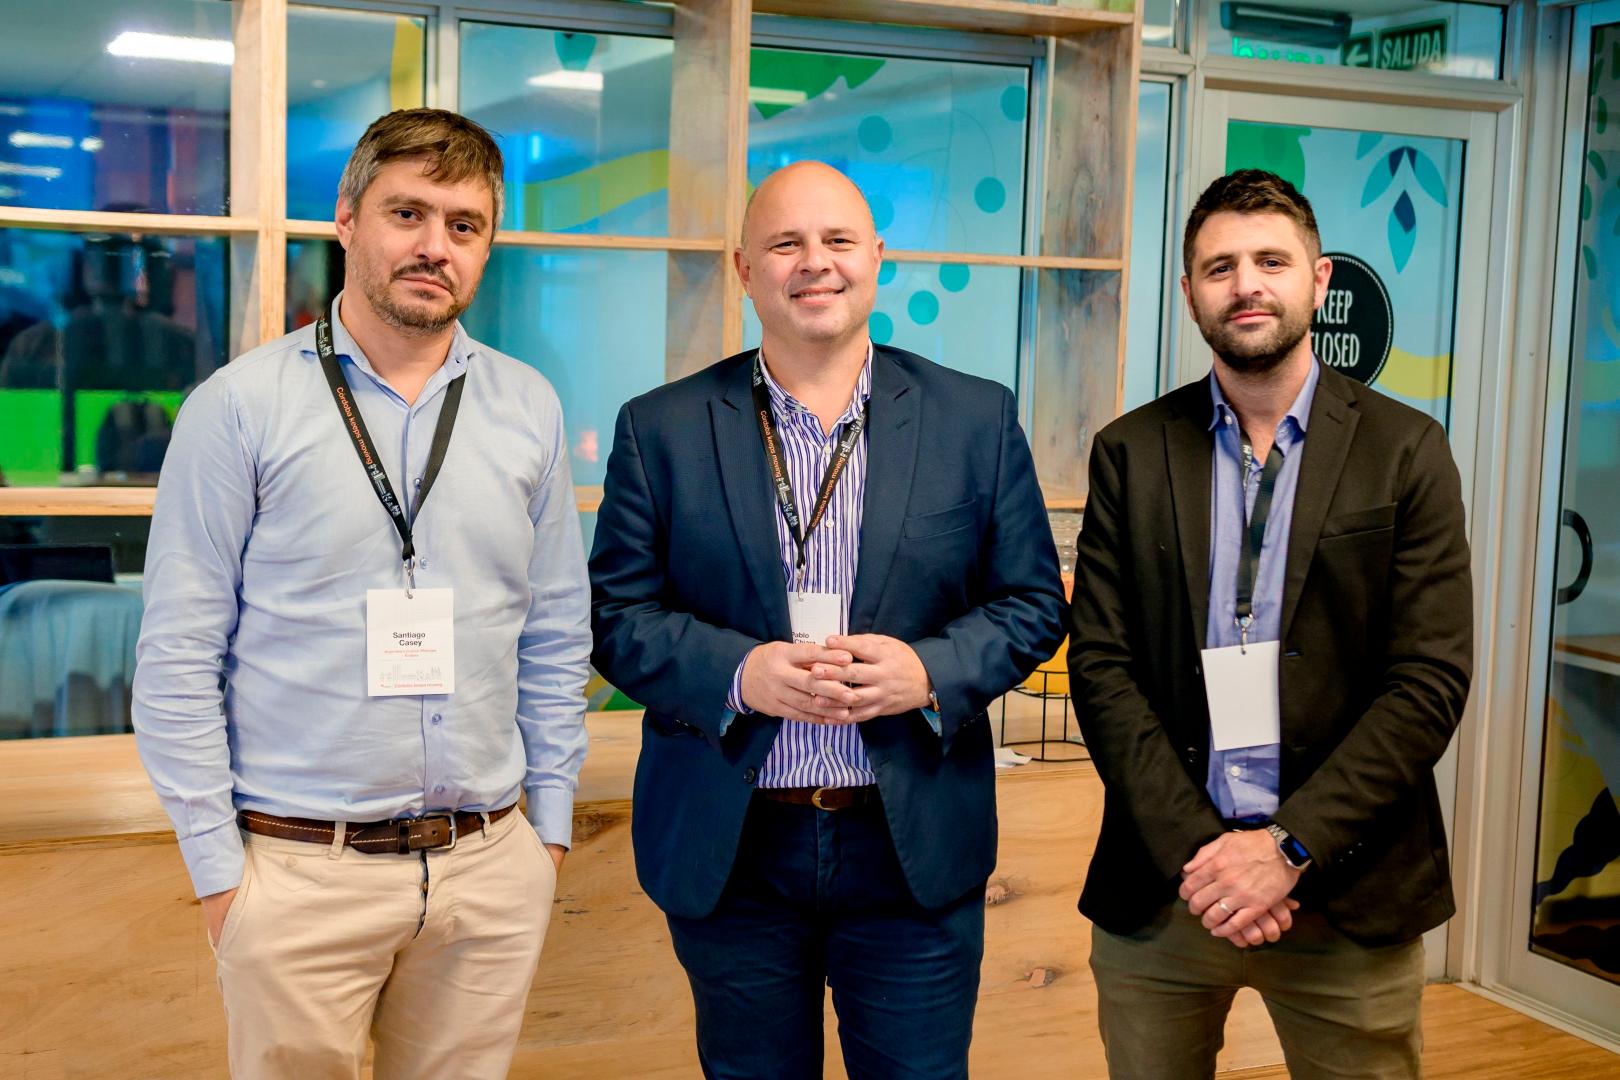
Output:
[1319, 502, 1397, 540]
[903, 499, 977, 539]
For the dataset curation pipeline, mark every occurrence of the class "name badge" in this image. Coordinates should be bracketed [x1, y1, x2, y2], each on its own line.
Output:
[367, 588, 456, 696]
[788, 591, 842, 648]
[1199, 640, 1281, 751]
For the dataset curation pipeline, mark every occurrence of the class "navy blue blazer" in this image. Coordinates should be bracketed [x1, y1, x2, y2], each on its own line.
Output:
[589, 346, 1067, 919]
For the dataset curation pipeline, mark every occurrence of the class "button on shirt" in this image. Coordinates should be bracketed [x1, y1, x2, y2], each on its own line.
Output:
[723, 349, 877, 788]
[132, 295, 591, 898]
[1204, 361, 1318, 820]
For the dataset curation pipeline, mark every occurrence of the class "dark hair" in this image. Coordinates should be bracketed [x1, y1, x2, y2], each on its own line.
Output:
[338, 109, 505, 225]
[1182, 169, 1320, 274]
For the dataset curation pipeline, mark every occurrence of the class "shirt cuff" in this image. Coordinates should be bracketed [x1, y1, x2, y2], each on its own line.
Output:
[921, 706, 942, 735]
[723, 648, 757, 729]
[526, 784, 576, 850]
[178, 818, 246, 899]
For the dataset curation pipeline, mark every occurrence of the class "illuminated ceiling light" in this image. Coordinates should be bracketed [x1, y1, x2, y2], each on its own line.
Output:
[526, 70, 603, 91]
[748, 87, 808, 106]
[80, 137, 104, 152]
[9, 131, 74, 149]
[107, 31, 234, 65]
[0, 162, 63, 179]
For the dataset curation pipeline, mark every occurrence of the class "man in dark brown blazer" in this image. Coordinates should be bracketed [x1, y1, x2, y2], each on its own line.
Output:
[1068, 169, 1473, 1079]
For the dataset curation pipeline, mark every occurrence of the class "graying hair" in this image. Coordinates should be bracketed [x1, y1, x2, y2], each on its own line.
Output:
[337, 108, 505, 228]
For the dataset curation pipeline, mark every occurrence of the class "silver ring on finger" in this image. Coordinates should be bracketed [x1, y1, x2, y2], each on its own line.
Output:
[1218, 900, 1234, 915]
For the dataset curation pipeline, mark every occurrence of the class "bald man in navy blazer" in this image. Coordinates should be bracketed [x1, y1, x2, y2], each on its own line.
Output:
[589, 162, 1067, 1080]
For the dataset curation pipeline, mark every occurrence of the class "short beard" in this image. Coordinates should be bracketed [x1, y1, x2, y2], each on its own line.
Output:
[359, 259, 472, 339]
[1192, 296, 1311, 376]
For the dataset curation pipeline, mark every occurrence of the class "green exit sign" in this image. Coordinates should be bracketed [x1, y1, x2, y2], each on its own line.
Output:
[1343, 20, 1448, 72]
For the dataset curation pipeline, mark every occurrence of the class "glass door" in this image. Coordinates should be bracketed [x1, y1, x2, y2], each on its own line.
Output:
[1510, 0, 1620, 1040]
[1186, 89, 1499, 978]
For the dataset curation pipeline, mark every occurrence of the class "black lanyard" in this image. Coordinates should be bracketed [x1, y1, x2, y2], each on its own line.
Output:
[315, 313, 465, 593]
[1235, 432, 1283, 648]
[750, 353, 867, 594]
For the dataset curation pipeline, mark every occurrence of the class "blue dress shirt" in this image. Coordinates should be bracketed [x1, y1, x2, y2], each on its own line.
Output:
[133, 295, 591, 898]
[1203, 361, 1319, 821]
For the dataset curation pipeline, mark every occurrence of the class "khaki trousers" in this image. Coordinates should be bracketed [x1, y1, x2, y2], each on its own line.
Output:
[1090, 902, 1425, 1080]
[211, 806, 557, 1080]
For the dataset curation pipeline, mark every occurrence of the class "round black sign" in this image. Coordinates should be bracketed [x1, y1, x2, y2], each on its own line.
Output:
[1313, 252, 1392, 386]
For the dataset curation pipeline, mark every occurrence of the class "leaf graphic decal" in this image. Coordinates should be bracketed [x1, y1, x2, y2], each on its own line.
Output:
[1389, 193, 1417, 272]
[1362, 158, 1397, 206]
[1584, 244, 1597, 280]
[1584, 182, 1593, 221]
[1356, 132, 1382, 160]
[1600, 96, 1610, 134]
[1590, 150, 1609, 180]
[1409, 150, 1449, 207]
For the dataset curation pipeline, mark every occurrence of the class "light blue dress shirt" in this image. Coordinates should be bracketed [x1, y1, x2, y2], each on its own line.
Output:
[133, 295, 591, 898]
[1203, 361, 1319, 821]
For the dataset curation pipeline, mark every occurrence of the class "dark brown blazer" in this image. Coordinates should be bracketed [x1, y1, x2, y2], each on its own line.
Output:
[1067, 361, 1473, 946]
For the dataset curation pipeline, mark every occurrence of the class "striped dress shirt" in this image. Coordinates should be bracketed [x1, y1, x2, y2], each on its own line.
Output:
[725, 347, 876, 788]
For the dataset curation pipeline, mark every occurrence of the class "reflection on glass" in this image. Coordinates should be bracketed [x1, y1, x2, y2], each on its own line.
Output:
[287, 6, 427, 221]
[286, 238, 346, 332]
[1144, 0, 1179, 48]
[1207, 0, 1503, 80]
[0, 0, 231, 214]
[460, 23, 673, 236]
[0, 516, 149, 740]
[748, 48, 1030, 255]
[1225, 120, 1461, 429]
[1532, 22, 1620, 989]
[1124, 81, 1172, 413]
[743, 261, 1021, 391]
[0, 228, 228, 486]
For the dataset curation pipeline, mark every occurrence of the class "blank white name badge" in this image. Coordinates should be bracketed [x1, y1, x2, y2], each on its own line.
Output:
[788, 592, 842, 648]
[1199, 640, 1281, 751]
[366, 588, 456, 697]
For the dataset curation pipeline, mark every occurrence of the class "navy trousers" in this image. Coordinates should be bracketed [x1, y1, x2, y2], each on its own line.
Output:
[665, 793, 985, 1080]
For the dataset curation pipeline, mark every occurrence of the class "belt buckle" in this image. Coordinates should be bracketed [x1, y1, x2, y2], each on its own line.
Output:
[810, 786, 834, 811]
[396, 811, 457, 852]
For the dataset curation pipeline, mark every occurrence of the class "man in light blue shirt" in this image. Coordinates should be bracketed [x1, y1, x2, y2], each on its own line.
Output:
[132, 109, 589, 1080]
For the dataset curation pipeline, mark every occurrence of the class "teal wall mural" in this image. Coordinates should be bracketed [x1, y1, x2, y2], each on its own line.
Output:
[1226, 120, 1463, 428]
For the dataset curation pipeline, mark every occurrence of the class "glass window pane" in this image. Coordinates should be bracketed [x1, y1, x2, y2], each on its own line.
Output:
[0, 0, 232, 214]
[742, 261, 1021, 391]
[1532, 20, 1620, 991]
[748, 48, 1030, 256]
[287, 6, 427, 221]
[0, 515, 150, 740]
[1224, 120, 1461, 429]
[1124, 81, 1172, 413]
[290, 240, 669, 488]
[1208, 0, 1503, 80]
[0, 228, 229, 486]
[1144, 0, 1179, 48]
[459, 23, 674, 236]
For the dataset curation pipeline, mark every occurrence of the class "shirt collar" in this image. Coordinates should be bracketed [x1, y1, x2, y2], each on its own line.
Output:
[757, 341, 874, 428]
[1207, 357, 1320, 436]
[306, 291, 473, 386]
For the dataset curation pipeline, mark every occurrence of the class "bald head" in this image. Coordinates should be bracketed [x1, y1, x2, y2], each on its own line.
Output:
[741, 161, 876, 251]
[734, 160, 885, 353]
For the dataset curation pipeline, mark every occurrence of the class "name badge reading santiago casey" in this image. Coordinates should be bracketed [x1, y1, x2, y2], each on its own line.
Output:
[367, 588, 456, 697]
[788, 591, 842, 648]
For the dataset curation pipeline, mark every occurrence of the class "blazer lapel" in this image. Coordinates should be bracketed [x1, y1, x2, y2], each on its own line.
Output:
[1278, 366, 1358, 644]
[714, 358, 792, 642]
[848, 351, 920, 633]
[1164, 389, 1216, 647]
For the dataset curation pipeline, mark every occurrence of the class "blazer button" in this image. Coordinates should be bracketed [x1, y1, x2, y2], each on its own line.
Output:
[744, 767, 757, 784]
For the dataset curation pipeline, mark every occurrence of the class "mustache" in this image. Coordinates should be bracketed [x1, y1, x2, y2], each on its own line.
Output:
[1220, 299, 1282, 320]
[391, 263, 455, 291]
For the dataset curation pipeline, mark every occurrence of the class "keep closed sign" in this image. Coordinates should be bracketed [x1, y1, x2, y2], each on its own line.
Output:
[1313, 252, 1392, 386]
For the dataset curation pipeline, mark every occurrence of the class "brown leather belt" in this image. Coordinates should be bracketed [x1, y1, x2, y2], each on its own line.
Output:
[756, 785, 879, 811]
[237, 804, 519, 854]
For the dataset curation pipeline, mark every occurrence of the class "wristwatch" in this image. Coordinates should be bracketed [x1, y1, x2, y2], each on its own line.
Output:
[1265, 822, 1312, 870]
[927, 688, 940, 712]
